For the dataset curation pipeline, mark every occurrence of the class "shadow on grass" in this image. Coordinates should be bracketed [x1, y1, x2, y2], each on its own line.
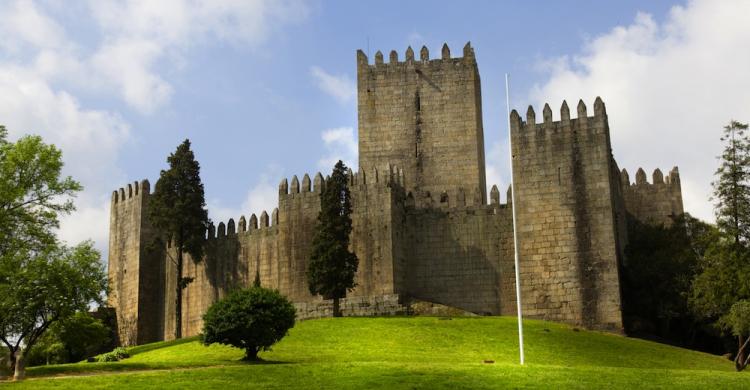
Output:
[240, 359, 290, 365]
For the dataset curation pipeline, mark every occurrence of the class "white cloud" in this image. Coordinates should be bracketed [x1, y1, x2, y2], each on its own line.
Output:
[310, 66, 356, 104]
[485, 141, 509, 202]
[0, 64, 130, 254]
[88, 0, 310, 112]
[0, 0, 308, 257]
[318, 127, 358, 171]
[91, 38, 173, 113]
[209, 165, 283, 226]
[529, 0, 750, 222]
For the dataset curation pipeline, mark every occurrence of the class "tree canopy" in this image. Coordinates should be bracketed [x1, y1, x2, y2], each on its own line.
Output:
[202, 287, 295, 361]
[0, 126, 106, 380]
[0, 126, 81, 259]
[307, 160, 358, 317]
[690, 120, 750, 371]
[149, 139, 209, 339]
[0, 241, 106, 379]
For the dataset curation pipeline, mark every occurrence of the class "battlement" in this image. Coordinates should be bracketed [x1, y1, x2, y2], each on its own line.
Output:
[510, 97, 608, 136]
[111, 179, 150, 205]
[357, 42, 475, 69]
[620, 167, 680, 188]
[208, 207, 279, 240]
[620, 166, 683, 226]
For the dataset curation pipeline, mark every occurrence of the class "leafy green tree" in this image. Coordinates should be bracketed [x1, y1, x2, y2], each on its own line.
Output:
[723, 300, 750, 369]
[202, 287, 295, 361]
[150, 140, 209, 339]
[26, 311, 111, 366]
[0, 126, 104, 380]
[690, 239, 750, 370]
[622, 214, 714, 342]
[0, 241, 106, 380]
[307, 160, 358, 317]
[713, 120, 750, 245]
[691, 120, 750, 371]
[0, 125, 81, 261]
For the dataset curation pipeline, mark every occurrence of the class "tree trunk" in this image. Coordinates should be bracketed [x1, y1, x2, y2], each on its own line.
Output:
[244, 347, 259, 361]
[737, 334, 748, 371]
[13, 351, 24, 381]
[175, 248, 183, 340]
[5, 349, 16, 378]
[333, 297, 341, 317]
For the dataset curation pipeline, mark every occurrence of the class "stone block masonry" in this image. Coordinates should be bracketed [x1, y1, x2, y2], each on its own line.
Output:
[107, 43, 684, 345]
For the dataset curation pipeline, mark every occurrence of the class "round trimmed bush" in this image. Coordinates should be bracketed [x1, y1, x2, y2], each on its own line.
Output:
[202, 287, 296, 360]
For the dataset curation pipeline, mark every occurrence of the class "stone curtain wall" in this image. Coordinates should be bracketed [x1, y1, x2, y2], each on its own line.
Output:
[357, 43, 487, 203]
[620, 167, 684, 226]
[510, 99, 624, 331]
[404, 200, 515, 315]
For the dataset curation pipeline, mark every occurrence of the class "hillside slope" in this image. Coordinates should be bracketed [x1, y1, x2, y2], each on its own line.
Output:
[7, 317, 748, 389]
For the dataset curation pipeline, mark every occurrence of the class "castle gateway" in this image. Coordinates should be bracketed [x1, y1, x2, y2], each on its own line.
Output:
[108, 43, 683, 346]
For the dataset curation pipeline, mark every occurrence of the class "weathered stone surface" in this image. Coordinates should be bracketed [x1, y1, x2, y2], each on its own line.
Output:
[107, 44, 684, 345]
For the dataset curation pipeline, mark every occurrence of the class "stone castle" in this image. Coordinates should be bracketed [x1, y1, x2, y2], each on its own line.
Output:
[107, 43, 684, 346]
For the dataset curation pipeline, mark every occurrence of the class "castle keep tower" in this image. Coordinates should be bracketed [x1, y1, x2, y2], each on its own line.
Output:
[357, 43, 487, 203]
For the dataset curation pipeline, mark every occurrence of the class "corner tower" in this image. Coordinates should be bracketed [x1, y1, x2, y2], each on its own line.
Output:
[108, 180, 164, 346]
[357, 42, 487, 202]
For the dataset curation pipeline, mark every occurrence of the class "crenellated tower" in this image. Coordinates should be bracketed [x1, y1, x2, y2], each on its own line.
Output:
[108, 179, 163, 346]
[510, 98, 624, 331]
[356, 42, 487, 203]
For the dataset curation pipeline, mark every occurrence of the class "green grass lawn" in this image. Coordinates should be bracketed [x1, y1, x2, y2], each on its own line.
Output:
[3, 316, 748, 389]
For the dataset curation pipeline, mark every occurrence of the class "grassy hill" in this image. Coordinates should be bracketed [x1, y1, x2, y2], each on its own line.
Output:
[4, 317, 748, 389]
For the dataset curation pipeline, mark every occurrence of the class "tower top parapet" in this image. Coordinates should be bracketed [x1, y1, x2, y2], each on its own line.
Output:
[357, 42, 475, 68]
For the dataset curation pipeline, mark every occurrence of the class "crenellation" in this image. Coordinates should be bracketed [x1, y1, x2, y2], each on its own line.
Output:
[238, 216, 246, 232]
[406, 46, 414, 61]
[577, 99, 587, 120]
[490, 185, 500, 205]
[314, 173, 324, 192]
[620, 169, 629, 185]
[217, 222, 226, 238]
[290, 175, 299, 194]
[420, 45, 429, 61]
[561, 100, 570, 123]
[260, 211, 269, 228]
[302, 174, 311, 192]
[272, 208, 279, 225]
[653, 168, 664, 185]
[279, 178, 288, 195]
[249, 214, 258, 230]
[543, 103, 552, 124]
[635, 168, 647, 184]
[441, 43, 450, 59]
[227, 219, 235, 236]
[389, 50, 398, 64]
[526, 105, 536, 126]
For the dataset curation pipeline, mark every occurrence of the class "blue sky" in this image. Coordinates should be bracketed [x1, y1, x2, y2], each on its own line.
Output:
[1, 0, 749, 258]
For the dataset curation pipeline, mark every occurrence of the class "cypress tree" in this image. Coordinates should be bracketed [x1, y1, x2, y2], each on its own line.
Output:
[150, 139, 209, 339]
[307, 160, 358, 317]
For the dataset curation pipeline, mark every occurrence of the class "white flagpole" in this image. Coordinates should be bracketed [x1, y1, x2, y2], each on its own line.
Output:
[506, 73, 525, 365]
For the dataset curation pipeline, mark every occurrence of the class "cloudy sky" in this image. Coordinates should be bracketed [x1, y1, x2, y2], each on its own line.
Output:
[1, 0, 748, 260]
